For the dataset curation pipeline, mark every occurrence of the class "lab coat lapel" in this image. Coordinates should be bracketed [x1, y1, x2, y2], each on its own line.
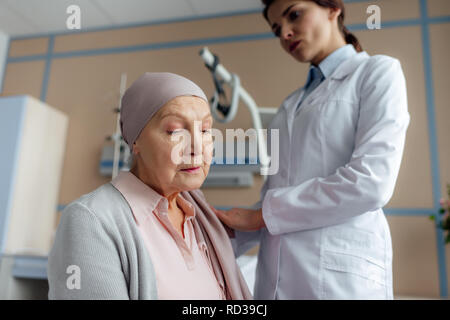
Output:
[282, 86, 306, 140]
[281, 51, 369, 141]
[305, 52, 370, 104]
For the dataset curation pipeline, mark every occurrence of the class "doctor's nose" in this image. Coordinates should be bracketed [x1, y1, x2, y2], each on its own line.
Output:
[281, 26, 294, 41]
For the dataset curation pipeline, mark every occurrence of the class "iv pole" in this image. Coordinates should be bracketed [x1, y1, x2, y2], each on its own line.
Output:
[112, 73, 128, 179]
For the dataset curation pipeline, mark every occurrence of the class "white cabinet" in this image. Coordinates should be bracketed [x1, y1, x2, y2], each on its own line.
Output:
[0, 95, 68, 256]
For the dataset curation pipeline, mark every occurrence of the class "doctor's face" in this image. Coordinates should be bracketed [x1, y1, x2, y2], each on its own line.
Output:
[266, 0, 341, 65]
[131, 96, 214, 197]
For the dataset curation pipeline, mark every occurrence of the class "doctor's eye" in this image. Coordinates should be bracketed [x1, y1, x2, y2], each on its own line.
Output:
[273, 27, 281, 38]
[288, 10, 302, 21]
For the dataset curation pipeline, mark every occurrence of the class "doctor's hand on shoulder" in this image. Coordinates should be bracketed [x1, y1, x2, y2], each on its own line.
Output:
[212, 207, 265, 232]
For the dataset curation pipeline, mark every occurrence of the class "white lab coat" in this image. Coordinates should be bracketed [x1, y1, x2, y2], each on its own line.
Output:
[234, 51, 410, 299]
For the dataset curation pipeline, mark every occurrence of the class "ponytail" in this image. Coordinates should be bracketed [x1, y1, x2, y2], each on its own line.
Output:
[342, 26, 363, 52]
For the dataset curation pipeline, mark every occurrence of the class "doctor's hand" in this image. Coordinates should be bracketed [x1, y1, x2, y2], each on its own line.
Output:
[211, 207, 265, 232]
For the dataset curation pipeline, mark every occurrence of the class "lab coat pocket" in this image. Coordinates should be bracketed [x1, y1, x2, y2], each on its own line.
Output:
[320, 227, 387, 299]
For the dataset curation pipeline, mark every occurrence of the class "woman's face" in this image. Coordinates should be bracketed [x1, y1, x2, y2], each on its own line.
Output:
[267, 0, 341, 65]
[132, 96, 213, 196]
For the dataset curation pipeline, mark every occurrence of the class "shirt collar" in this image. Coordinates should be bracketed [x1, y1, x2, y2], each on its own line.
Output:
[110, 171, 195, 225]
[304, 65, 323, 89]
[176, 194, 196, 222]
[317, 44, 357, 79]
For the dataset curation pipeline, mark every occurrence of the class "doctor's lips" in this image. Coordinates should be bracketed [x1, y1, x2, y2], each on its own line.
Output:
[289, 40, 301, 52]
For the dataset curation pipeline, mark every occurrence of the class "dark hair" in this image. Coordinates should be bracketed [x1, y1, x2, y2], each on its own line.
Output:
[261, 0, 362, 52]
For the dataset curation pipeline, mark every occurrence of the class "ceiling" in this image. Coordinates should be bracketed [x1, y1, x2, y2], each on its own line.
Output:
[0, 0, 264, 38]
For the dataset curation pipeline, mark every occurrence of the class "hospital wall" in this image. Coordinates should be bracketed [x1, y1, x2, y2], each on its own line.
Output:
[1, 0, 449, 298]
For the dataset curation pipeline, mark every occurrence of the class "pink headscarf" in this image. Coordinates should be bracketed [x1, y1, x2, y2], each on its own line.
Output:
[120, 72, 208, 150]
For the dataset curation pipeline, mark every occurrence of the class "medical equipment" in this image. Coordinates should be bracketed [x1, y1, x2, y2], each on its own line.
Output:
[203, 142, 260, 188]
[99, 144, 129, 177]
[100, 73, 132, 178]
[199, 47, 276, 179]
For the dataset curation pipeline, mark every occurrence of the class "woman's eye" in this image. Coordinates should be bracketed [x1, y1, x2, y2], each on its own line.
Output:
[289, 10, 301, 21]
[167, 129, 182, 135]
[274, 27, 281, 38]
[202, 129, 212, 134]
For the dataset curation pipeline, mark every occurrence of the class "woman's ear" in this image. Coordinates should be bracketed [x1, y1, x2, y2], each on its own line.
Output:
[328, 7, 342, 21]
[132, 142, 139, 155]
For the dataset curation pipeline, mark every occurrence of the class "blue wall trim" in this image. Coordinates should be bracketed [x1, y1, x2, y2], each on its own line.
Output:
[428, 16, 450, 24]
[348, 18, 422, 31]
[7, 54, 47, 63]
[419, 0, 448, 298]
[6, 16, 450, 65]
[2, 0, 448, 297]
[10, 8, 264, 41]
[6, 32, 273, 63]
[52, 32, 273, 60]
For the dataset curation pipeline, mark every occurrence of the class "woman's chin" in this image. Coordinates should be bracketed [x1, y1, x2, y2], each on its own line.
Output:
[180, 183, 204, 192]
[176, 174, 205, 191]
[292, 51, 309, 63]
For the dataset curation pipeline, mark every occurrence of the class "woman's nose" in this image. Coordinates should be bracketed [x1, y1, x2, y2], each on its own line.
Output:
[187, 128, 203, 162]
[281, 26, 294, 40]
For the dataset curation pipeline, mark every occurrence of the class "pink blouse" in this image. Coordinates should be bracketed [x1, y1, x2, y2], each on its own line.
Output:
[111, 171, 225, 300]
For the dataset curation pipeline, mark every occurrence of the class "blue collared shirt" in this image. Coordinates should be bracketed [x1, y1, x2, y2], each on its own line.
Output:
[298, 44, 357, 110]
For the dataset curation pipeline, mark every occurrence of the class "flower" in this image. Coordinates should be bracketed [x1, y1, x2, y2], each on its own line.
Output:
[442, 184, 450, 244]
[432, 184, 450, 244]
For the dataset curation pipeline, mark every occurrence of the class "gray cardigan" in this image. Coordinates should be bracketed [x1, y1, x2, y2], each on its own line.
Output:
[47, 182, 158, 299]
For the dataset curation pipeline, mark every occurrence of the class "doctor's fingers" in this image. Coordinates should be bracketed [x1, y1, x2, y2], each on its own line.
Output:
[209, 205, 224, 216]
[214, 208, 241, 230]
[209, 205, 225, 218]
[210, 206, 230, 222]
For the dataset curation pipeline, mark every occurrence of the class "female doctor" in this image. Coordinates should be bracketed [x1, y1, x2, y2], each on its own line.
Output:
[213, 0, 410, 299]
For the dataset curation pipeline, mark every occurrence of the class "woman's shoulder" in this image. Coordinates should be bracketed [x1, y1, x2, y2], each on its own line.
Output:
[362, 53, 402, 74]
[357, 53, 404, 89]
[61, 182, 132, 226]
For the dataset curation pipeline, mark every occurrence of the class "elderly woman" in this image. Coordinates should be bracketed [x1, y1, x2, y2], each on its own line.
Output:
[47, 72, 251, 300]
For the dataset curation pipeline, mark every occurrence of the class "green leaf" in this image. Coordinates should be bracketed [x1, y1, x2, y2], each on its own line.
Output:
[429, 215, 435, 221]
[439, 208, 446, 214]
[443, 219, 450, 230]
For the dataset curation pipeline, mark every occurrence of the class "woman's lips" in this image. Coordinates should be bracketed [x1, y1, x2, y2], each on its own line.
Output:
[180, 167, 201, 173]
[289, 41, 301, 52]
